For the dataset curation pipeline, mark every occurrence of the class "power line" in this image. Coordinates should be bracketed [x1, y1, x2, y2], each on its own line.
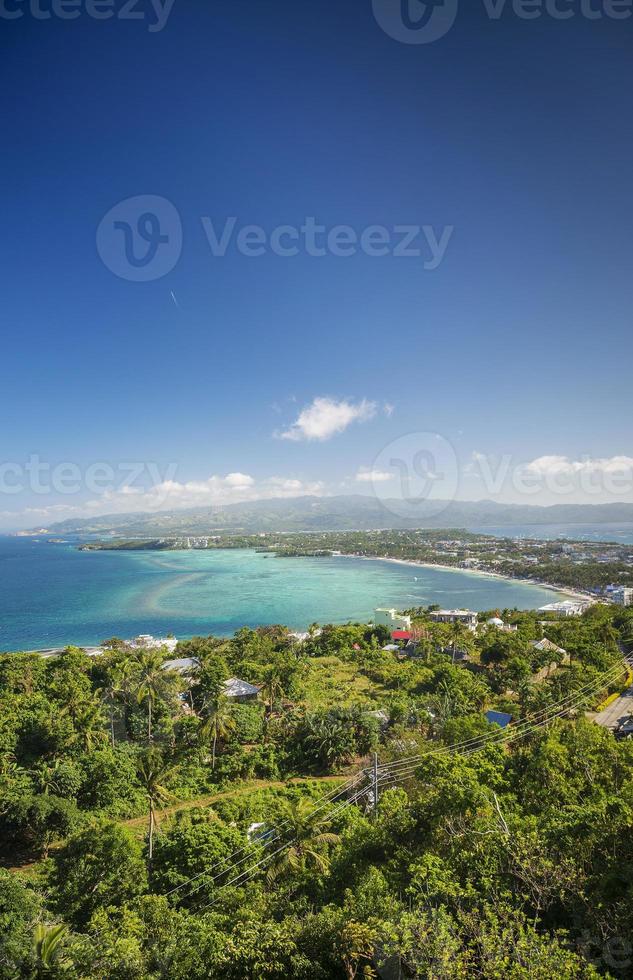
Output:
[158, 657, 628, 908]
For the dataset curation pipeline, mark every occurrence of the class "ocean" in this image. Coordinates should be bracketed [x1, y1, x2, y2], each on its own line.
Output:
[0, 536, 569, 653]
[470, 523, 633, 544]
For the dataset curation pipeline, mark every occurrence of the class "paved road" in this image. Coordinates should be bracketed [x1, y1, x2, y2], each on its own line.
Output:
[594, 664, 633, 730]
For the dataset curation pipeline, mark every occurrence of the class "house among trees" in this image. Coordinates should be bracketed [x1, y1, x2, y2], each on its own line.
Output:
[429, 609, 478, 630]
[223, 677, 260, 701]
[374, 608, 412, 631]
[530, 638, 570, 681]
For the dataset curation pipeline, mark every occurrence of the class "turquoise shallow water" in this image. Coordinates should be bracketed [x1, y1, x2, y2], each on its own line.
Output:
[0, 538, 568, 652]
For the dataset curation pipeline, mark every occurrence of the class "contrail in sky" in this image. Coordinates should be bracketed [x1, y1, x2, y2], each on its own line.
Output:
[170, 290, 180, 308]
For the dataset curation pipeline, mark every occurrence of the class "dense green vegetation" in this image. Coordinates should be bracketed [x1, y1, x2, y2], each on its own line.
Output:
[1, 604, 633, 977]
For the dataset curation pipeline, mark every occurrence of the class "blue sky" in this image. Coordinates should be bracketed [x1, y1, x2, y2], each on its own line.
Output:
[1, 0, 632, 528]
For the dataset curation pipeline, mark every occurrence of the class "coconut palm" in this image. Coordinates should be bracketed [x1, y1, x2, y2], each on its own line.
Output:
[201, 695, 236, 769]
[98, 657, 136, 747]
[72, 698, 108, 752]
[303, 714, 355, 770]
[260, 663, 285, 715]
[133, 649, 179, 742]
[136, 747, 177, 869]
[266, 798, 340, 885]
[449, 621, 470, 663]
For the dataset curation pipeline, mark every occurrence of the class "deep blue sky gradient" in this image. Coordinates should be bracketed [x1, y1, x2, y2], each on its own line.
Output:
[1, 0, 632, 525]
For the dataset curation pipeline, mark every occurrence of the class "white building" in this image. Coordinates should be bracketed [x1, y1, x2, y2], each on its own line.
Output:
[538, 600, 588, 618]
[612, 587, 633, 607]
[129, 634, 178, 653]
[374, 608, 412, 631]
[486, 617, 518, 633]
[429, 609, 478, 630]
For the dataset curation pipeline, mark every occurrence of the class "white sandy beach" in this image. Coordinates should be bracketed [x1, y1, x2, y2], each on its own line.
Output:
[333, 553, 592, 604]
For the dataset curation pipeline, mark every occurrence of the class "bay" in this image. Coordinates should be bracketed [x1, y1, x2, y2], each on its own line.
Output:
[0, 536, 568, 652]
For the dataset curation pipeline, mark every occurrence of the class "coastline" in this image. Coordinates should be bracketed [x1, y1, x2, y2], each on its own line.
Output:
[332, 553, 592, 604]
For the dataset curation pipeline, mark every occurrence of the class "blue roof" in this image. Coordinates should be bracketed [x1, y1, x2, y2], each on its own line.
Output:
[485, 710, 512, 729]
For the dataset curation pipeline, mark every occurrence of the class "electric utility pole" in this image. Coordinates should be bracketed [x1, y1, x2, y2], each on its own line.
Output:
[372, 752, 379, 815]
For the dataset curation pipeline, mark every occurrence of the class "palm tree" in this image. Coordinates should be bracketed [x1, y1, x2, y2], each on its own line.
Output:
[31, 923, 70, 977]
[98, 658, 135, 747]
[30, 759, 68, 796]
[136, 748, 177, 870]
[58, 691, 107, 752]
[72, 698, 108, 752]
[266, 798, 339, 885]
[201, 695, 236, 769]
[449, 621, 468, 663]
[133, 649, 178, 742]
[304, 715, 354, 770]
[597, 620, 620, 649]
[260, 663, 285, 715]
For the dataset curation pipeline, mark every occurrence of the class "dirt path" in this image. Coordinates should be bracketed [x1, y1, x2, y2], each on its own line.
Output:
[123, 775, 346, 832]
[6, 775, 349, 873]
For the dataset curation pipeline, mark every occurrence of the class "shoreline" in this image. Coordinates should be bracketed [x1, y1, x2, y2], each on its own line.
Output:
[0, 548, 594, 654]
[332, 552, 592, 604]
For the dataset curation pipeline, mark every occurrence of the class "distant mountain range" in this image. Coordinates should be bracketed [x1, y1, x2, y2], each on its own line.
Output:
[33, 495, 633, 537]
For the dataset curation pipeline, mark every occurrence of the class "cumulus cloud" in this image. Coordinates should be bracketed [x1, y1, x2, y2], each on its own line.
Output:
[0, 473, 326, 528]
[524, 455, 633, 477]
[355, 469, 394, 483]
[278, 397, 377, 442]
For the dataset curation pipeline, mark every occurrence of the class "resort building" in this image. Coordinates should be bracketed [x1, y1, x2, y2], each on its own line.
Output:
[537, 600, 588, 617]
[612, 587, 633, 607]
[429, 609, 478, 630]
[129, 634, 179, 653]
[374, 608, 412, 631]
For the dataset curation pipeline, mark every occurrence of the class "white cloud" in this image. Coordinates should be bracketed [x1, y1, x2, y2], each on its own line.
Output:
[278, 397, 377, 442]
[355, 469, 394, 483]
[0, 474, 327, 529]
[383, 402, 395, 418]
[524, 455, 633, 477]
[224, 472, 255, 488]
